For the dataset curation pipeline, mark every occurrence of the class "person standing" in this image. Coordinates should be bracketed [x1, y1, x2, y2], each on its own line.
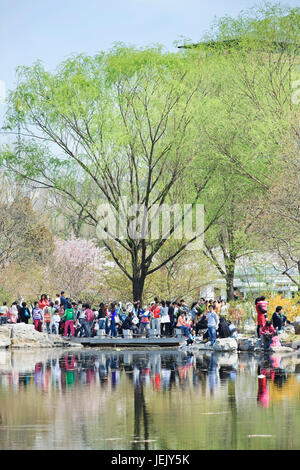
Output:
[84, 304, 95, 337]
[139, 307, 150, 336]
[8, 302, 18, 324]
[150, 301, 161, 337]
[32, 302, 43, 332]
[77, 304, 89, 337]
[166, 301, 175, 336]
[44, 302, 55, 334]
[98, 302, 106, 330]
[51, 310, 61, 335]
[39, 294, 49, 311]
[109, 302, 118, 337]
[160, 300, 170, 337]
[255, 296, 268, 337]
[60, 291, 67, 311]
[19, 302, 31, 324]
[207, 305, 219, 346]
[198, 298, 206, 315]
[62, 302, 75, 337]
[220, 300, 228, 316]
[0, 302, 8, 325]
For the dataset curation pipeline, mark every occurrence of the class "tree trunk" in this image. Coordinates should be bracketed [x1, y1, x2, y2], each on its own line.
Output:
[226, 270, 235, 302]
[132, 276, 146, 303]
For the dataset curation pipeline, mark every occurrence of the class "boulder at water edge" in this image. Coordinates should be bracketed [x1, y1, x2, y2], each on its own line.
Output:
[0, 323, 82, 349]
[237, 336, 262, 352]
[213, 338, 238, 352]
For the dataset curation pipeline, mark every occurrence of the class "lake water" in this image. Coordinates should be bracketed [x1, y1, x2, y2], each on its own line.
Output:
[0, 348, 299, 450]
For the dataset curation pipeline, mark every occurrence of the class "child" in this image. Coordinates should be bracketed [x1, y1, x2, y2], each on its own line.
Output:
[32, 302, 43, 332]
[186, 329, 195, 346]
[52, 311, 61, 335]
[74, 320, 82, 337]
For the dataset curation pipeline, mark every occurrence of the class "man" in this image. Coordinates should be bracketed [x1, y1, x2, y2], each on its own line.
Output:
[207, 305, 219, 346]
[60, 291, 67, 311]
[77, 303, 89, 337]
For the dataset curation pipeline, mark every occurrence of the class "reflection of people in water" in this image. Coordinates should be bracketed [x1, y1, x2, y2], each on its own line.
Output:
[208, 353, 219, 394]
[34, 363, 44, 389]
[257, 375, 270, 408]
[64, 355, 75, 387]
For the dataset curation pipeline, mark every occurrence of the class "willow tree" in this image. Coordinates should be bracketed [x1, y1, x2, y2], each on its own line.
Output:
[1, 46, 221, 301]
[180, 3, 300, 300]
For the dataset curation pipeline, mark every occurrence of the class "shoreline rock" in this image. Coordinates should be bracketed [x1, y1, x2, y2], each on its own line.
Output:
[0, 323, 83, 349]
[181, 334, 299, 354]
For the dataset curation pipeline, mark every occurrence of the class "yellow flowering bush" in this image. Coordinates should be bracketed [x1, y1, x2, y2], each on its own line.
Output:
[265, 295, 300, 322]
[227, 296, 300, 326]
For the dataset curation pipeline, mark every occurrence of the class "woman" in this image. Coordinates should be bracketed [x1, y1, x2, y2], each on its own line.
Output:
[176, 312, 190, 337]
[19, 302, 31, 324]
[260, 321, 275, 348]
[255, 296, 268, 337]
[109, 302, 118, 337]
[8, 302, 18, 324]
[195, 311, 208, 337]
[220, 300, 228, 316]
[190, 302, 199, 322]
[39, 294, 49, 311]
[98, 302, 106, 330]
[160, 300, 170, 337]
[150, 301, 161, 337]
[122, 312, 139, 335]
[218, 316, 231, 338]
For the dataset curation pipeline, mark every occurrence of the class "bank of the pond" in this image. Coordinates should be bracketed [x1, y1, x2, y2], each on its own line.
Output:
[0, 323, 299, 355]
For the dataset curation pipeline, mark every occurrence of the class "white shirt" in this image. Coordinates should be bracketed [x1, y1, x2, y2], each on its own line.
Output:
[52, 314, 61, 325]
[207, 311, 219, 328]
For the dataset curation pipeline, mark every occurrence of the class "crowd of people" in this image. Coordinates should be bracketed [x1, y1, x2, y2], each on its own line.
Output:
[0, 292, 290, 348]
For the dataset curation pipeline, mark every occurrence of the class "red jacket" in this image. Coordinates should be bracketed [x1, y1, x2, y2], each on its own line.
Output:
[256, 301, 268, 326]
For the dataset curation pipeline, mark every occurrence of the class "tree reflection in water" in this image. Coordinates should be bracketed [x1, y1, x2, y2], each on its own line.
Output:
[0, 349, 299, 450]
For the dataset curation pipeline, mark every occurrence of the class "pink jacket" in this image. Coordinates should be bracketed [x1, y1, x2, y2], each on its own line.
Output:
[176, 316, 189, 328]
[85, 309, 95, 322]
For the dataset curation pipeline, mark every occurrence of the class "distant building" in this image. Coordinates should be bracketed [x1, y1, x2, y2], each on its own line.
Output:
[200, 255, 299, 300]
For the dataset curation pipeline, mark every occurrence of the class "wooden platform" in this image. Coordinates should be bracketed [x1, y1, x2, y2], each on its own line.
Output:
[69, 336, 184, 348]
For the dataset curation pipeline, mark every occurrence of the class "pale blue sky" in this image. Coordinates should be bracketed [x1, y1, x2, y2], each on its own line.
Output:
[1, 0, 299, 92]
